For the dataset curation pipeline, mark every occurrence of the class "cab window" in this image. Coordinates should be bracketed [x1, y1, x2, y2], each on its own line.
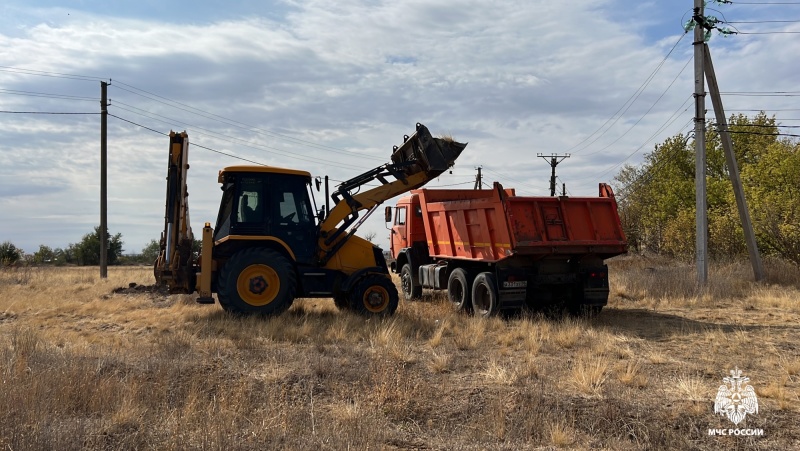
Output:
[396, 206, 407, 226]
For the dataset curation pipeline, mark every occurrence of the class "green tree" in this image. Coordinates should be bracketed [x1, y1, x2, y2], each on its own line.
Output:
[614, 112, 800, 263]
[71, 227, 124, 266]
[33, 245, 55, 264]
[0, 241, 23, 266]
[141, 239, 161, 263]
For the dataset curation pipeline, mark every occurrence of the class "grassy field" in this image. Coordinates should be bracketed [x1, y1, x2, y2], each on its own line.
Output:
[1, 256, 798, 450]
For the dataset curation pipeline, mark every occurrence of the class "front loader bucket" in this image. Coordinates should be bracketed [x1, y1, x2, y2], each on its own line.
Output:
[391, 123, 467, 179]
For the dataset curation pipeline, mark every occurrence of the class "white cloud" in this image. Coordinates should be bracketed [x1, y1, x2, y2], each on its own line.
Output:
[0, 0, 798, 253]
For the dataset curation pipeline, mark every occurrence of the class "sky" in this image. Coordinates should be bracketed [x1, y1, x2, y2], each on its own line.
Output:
[1, 0, 799, 255]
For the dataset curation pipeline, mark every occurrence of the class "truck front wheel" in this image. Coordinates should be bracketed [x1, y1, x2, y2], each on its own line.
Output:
[350, 275, 399, 316]
[471, 272, 498, 317]
[447, 268, 472, 312]
[400, 264, 422, 300]
[217, 248, 296, 316]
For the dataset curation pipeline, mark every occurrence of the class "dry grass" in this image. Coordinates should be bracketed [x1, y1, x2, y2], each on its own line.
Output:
[1, 258, 799, 450]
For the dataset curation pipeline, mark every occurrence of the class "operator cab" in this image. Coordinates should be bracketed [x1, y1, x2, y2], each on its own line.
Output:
[213, 166, 318, 263]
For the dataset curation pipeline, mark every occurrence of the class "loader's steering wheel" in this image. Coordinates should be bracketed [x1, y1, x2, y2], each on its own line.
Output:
[282, 212, 296, 223]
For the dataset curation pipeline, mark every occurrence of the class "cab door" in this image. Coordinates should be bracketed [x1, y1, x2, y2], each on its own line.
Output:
[391, 205, 408, 255]
[268, 174, 317, 264]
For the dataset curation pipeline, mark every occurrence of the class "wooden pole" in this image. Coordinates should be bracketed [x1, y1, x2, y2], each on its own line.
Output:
[100, 81, 108, 278]
[703, 45, 765, 281]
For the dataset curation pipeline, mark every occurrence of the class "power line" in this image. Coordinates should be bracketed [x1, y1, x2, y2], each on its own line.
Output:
[577, 116, 695, 184]
[564, 31, 689, 155]
[0, 88, 98, 102]
[728, 1, 800, 4]
[721, 92, 800, 97]
[725, 130, 800, 138]
[581, 56, 693, 157]
[108, 113, 272, 166]
[0, 110, 98, 115]
[0, 65, 105, 82]
[737, 30, 800, 34]
[480, 167, 548, 195]
[110, 80, 385, 161]
[108, 101, 368, 170]
[725, 19, 800, 23]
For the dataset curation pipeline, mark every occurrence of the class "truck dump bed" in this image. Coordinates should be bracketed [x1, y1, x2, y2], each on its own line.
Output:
[416, 183, 627, 262]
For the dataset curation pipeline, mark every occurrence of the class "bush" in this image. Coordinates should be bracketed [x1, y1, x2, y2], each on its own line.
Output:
[0, 242, 23, 266]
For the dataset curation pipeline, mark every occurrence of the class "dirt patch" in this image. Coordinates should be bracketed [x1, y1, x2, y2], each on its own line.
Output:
[113, 283, 169, 295]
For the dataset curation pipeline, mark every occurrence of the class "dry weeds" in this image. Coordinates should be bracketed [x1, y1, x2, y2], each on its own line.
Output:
[1, 258, 799, 450]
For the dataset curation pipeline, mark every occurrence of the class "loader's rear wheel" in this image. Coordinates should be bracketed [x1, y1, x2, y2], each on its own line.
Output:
[400, 264, 422, 300]
[471, 272, 499, 318]
[350, 275, 399, 316]
[447, 268, 472, 312]
[218, 248, 296, 315]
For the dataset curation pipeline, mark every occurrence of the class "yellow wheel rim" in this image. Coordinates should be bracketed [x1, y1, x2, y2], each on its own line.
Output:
[362, 285, 390, 313]
[237, 264, 280, 306]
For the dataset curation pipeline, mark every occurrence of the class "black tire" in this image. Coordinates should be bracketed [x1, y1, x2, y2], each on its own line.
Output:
[333, 292, 350, 311]
[447, 268, 472, 312]
[350, 274, 399, 317]
[471, 272, 499, 317]
[217, 248, 296, 315]
[400, 264, 422, 300]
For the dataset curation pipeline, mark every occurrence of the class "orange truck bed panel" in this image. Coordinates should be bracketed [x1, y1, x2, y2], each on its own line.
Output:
[416, 184, 627, 262]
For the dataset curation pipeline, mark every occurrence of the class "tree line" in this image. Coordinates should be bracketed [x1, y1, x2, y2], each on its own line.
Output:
[1, 227, 162, 267]
[613, 112, 800, 264]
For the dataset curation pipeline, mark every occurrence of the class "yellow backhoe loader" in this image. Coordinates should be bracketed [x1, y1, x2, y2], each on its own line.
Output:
[153, 123, 466, 316]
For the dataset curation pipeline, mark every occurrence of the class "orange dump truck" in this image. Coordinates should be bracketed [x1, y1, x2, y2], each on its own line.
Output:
[386, 183, 627, 316]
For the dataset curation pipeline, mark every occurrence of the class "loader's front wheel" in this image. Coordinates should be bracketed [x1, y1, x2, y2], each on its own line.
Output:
[218, 248, 296, 315]
[350, 275, 399, 316]
[400, 264, 422, 300]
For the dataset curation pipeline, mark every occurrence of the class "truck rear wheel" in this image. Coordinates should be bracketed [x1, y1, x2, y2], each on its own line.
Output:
[350, 275, 399, 316]
[471, 272, 498, 317]
[447, 268, 472, 312]
[400, 264, 422, 300]
[217, 248, 296, 315]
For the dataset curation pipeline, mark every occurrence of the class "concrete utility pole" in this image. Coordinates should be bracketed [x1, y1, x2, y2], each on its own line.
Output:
[537, 153, 570, 196]
[474, 166, 483, 190]
[704, 45, 765, 281]
[693, 0, 708, 285]
[100, 81, 108, 278]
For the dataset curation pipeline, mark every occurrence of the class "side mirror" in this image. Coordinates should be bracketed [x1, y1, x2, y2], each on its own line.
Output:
[384, 206, 392, 223]
[314, 176, 322, 192]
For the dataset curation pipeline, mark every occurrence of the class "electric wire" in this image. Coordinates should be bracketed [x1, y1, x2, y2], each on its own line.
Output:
[564, 31, 689, 155]
[0, 65, 105, 82]
[729, 1, 800, 4]
[480, 167, 548, 196]
[0, 111, 98, 115]
[108, 102, 369, 171]
[110, 81, 386, 162]
[575, 114, 695, 186]
[0, 88, 98, 102]
[580, 56, 693, 157]
[108, 113, 271, 166]
[571, 95, 693, 184]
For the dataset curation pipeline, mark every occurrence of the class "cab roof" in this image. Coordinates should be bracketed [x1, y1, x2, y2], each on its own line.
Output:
[218, 165, 312, 183]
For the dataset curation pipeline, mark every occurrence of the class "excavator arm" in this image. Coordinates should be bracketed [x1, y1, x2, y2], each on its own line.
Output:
[317, 123, 467, 264]
[154, 131, 196, 293]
